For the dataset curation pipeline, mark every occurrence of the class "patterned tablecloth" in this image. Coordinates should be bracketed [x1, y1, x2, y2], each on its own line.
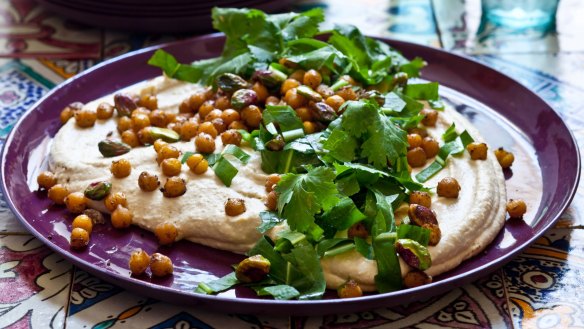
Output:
[1, 0, 583, 328]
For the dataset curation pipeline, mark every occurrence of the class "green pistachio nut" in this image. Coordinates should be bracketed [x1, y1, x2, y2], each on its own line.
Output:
[98, 140, 131, 157]
[254, 69, 287, 89]
[231, 89, 257, 110]
[265, 135, 285, 151]
[235, 255, 271, 283]
[395, 238, 432, 271]
[84, 181, 112, 200]
[149, 127, 180, 143]
[216, 73, 250, 93]
[309, 102, 338, 123]
[296, 85, 323, 102]
[113, 93, 137, 117]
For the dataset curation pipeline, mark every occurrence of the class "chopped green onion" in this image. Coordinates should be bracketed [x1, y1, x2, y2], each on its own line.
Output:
[331, 79, 349, 91]
[195, 272, 239, 294]
[212, 157, 238, 186]
[323, 242, 354, 258]
[222, 144, 251, 164]
[265, 122, 278, 135]
[442, 123, 458, 143]
[282, 128, 305, 142]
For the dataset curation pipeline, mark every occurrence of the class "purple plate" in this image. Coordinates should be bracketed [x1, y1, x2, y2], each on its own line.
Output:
[1, 34, 580, 315]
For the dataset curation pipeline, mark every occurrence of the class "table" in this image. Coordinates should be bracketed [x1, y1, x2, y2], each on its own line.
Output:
[1, 0, 583, 328]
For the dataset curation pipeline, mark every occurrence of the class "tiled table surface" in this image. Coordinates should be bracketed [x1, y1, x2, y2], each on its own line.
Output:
[1, 0, 583, 328]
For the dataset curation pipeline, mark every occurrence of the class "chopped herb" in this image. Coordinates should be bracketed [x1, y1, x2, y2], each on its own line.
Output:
[416, 130, 475, 182]
[257, 211, 284, 234]
[354, 237, 374, 259]
[195, 272, 239, 294]
[253, 284, 300, 300]
[222, 145, 251, 164]
[212, 157, 239, 186]
[404, 82, 439, 101]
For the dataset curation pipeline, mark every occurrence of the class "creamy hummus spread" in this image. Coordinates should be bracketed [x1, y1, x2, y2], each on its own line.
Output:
[49, 76, 506, 291]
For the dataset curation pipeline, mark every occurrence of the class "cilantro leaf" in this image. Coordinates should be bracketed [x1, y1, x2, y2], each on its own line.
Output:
[404, 82, 439, 101]
[253, 284, 300, 300]
[147, 50, 202, 82]
[257, 211, 284, 233]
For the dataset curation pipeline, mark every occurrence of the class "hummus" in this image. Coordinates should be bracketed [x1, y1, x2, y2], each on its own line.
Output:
[49, 76, 506, 291]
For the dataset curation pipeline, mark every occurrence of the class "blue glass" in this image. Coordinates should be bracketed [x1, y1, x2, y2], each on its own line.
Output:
[482, 0, 560, 30]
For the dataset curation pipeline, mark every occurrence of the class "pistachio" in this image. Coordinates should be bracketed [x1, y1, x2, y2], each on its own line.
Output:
[403, 270, 432, 288]
[395, 238, 432, 270]
[337, 279, 363, 298]
[216, 73, 250, 93]
[296, 85, 323, 102]
[265, 135, 285, 151]
[231, 89, 257, 110]
[309, 102, 338, 123]
[359, 90, 385, 106]
[253, 69, 287, 89]
[235, 254, 271, 283]
[407, 204, 441, 246]
[113, 93, 137, 117]
[84, 181, 112, 200]
[98, 140, 131, 157]
[149, 127, 180, 143]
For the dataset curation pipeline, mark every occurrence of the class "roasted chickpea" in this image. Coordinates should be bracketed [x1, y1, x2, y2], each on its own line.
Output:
[407, 133, 423, 149]
[150, 253, 173, 277]
[178, 100, 191, 113]
[177, 120, 197, 141]
[507, 199, 527, 218]
[265, 191, 278, 211]
[348, 222, 369, 239]
[197, 121, 218, 139]
[60, 105, 77, 124]
[495, 148, 515, 169]
[409, 191, 432, 208]
[211, 118, 227, 134]
[188, 92, 206, 112]
[335, 86, 357, 101]
[303, 121, 316, 134]
[161, 177, 187, 198]
[64, 192, 87, 214]
[289, 69, 305, 82]
[149, 109, 168, 127]
[161, 158, 182, 177]
[70, 227, 90, 250]
[198, 100, 215, 119]
[337, 280, 363, 298]
[437, 177, 461, 198]
[420, 109, 438, 127]
[265, 174, 281, 192]
[75, 109, 97, 128]
[225, 198, 246, 216]
[407, 147, 427, 168]
[295, 107, 313, 122]
[132, 107, 151, 117]
[316, 84, 334, 98]
[204, 109, 223, 122]
[48, 184, 69, 205]
[252, 82, 269, 102]
[72, 214, 93, 234]
[104, 191, 128, 212]
[186, 154, 208, 175]
[467, 142, 488, 160]
[403, 270, 432, 288]
[303, 69, 322, 89]
[129, 249, 150, 276]
[121, 130, 140, 147]
[265, 96, 280, 106]
[220, 129, 242, 146]
[408, 127, 428, 138]
[154, 222, 178, 245]
[241, 105, 262, 128]
[215, 95, 231, 110]
[110, 159, 132, 178]
[280, 78, 300, 95]
[283, 88, 307, 109]
[96, 102, 115, 120]
[228, 120, 248, 131]
[138, 95, 158, 110]
[422, 137, 440, 158]
[221, 109, 240, 127]
[117, 116, 132, 133]
[37, 171, 57, 190]
[153, 139, 168, 153]
[325, 95, 345, 113]
[138, 171, 160, 191]
[137, 127, 154, 145]
[195, 133, 216, 154]
[131, 113, 150, 131]
[111, 205, 132, 229]
[157, 145, 180, 163]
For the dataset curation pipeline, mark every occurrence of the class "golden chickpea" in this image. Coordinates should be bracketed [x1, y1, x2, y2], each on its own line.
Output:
[48, 184, 69, 205]
[96, 102, 114, 120]
[225, 198, 246, 216]
[437, 177, 461, 198]
[252, 82, 269, 102]
[215, 95, 231, 110]
[198, 100, 215, 119]
[161, 177, 187, 198]
[149, 109, 168, 127]
[228, 120, 248, 131]
[131, 107, 151, 117]
[348, 222, 369, 239]
[495, 148, 515, 169]
[104, 192, 128, 212]
[137, 127, 154, 145]
[188, 92, 206, 112]
[204, 109, 223, 122]
[131, 113, 151, 131]
[265, 191, 278, 211]
[335, 86, 357, 101]
[281, 78, 300, 95]
[72, 214, 93, 234]
[241, 105, 262, 128]
[420, 109, 438, 127]
[110, 159, 132, 178]
[409, 191, 432, 208]
[64, 192, 87, 214]
[129, 249, 150, 276]
[303, 121, 316, 134]
[211, 118, 227, 134]
[138, 171, 160, 192]
[117, 116, 132, 133]
[138, 95, 158, 110]
[303, 69, 322, 89]
[60, 107, 75, 124]
[265, 174, 281, 192]
[289, 69, 305, 82]
[150, 253, 173, 277]
[507, 199, 527, 218]
[195, 133, 216, 154]
[337, 279, 363, 298]
[70, 227, 90, 250]
[316, 84, 334, 99]
[467, 142, 488, 160]
[407, 134, 423, 149]
[37, 171, 57, 190]
[220, 129, 242, 146]
[161, 158, 182, 177]
[177, 120, 197, 141]
[121, 130, 140, 147]
[153, 139, 168, 153]
[186, 154, 209, 175]
[74, 109, 97, 128]
[178, 100, 191, 113]
[221, 109, 240, 127]
[197, 121, 218, 139]
[155, 222, 178, 245]
[422, 137, 440, 158]
[111, 205, 132, 229]
[408, 127, 428, 138]
[265, 96, 280, 106]
[283, 88, 307, 109]
[407, 147, 427, 168]
[295, 107, 313, 122]
[157, 145, 180, 163]
[325, 95, 345, 113]
[403, 270, 432, 288]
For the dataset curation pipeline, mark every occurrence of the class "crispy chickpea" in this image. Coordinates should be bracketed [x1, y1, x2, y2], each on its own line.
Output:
[70, 227, 90, 250]
[221, 129, 242, 146]
[437, 177, 461, 198]
[96, 102, 114, 120]
[265, 191, 278, 211]
[403, 270, 432, 288]
[198, 100, 215, 119]
[265, 96, 280, 106]
[179, 100, 191, 114]
[110, 159, 132, 178]
[186, 154, 209, 175]
[348, 222, 369, 239]
[161, 177, 187, 198]
[289, 69, 306, 82]
[132, 107, 151, 117]
[303, 121, 316, 134]
[420, 109, 438, 127]
[138, 95, 158, 110]
[407, 147, 427, 168]
[137, 127, 154, 145]
[48, 184, 69, 205]
[179, 120, 199, 141]
[252, 82, 269, 102]
[495, 148, 515, 169]
[150, 253, 173, 277]
[157, 145, 180, 163]
[138, 171, 160, 191]
[204, 109, 222, 122]
[64, 192, 87, 214]
[197, 121, 218, 139]
[409, 191, 432, 208]
[129, 249, 150, 276]
[408, 127, 428, 138]
[303, 69, 322, 89]
[283, 88, 307, 109]
[111, 205, 132, 229]
[407, 133, 423, 149]
[221, 109, 240, 127]
[295, 107, 313, 122]
[211, 118, 227, 134]
[265, 174, 281, 192]
[422, 137, 440, 158]
[131, 113, 150, 131]
[241, 105, 262, 128]
[60, 106, 76, 124]
[215, 95, 231, 110]
[229, 120, 248, 131]
[325, 95, 345, 113]
[188, 92, 206, 112]
[75, 109, 97, 128]
[507, 199, 527, 218]
[335, 86, 357, 101]
[195, 133, 216, 154]
[104, 192, 128, 212]
[117, 116, 132, 133]
[37, 171, 57, 190]
[316, 84, 334, 98]
[225, 198, 246, 216]
[153, 139, 168, 153]
[337, 280, 363, 298]
[280, 78, 300, 95]
[161, 158, 182, 177]
[121, 130, 140, 147]
[155, 222, 178, 245]
[467, 142, 488, 160]
[148, 109, 168, 127]
[72, 214, 93, 234]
